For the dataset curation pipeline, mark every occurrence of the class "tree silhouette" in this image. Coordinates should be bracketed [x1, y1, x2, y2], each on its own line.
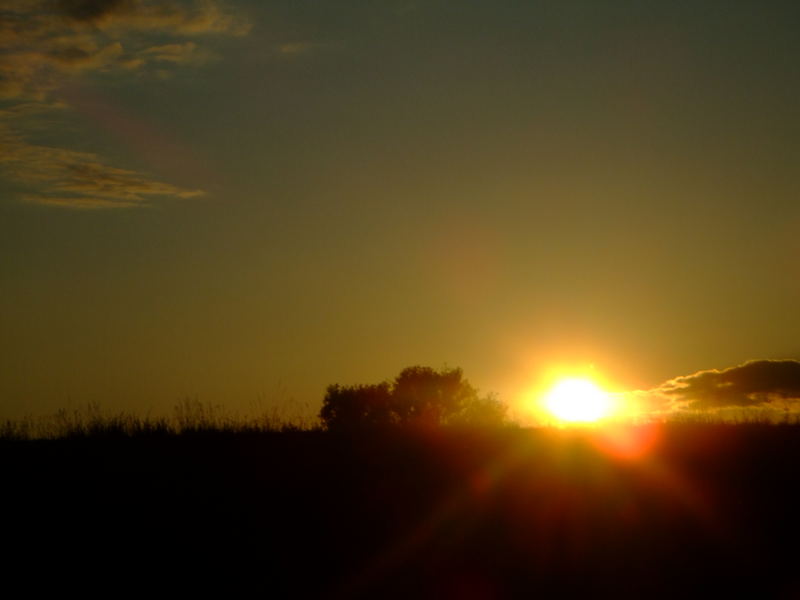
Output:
[319, 382, 394, 430]
[320, 366, 506, 430]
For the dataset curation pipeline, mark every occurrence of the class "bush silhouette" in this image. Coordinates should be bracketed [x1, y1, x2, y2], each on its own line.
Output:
[320, 366, 506, 430]
[319, 382, 394, 429]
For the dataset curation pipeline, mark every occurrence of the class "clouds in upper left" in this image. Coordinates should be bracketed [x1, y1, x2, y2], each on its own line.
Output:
[0, 0, 250, 208]
[1, 0, 250, 100]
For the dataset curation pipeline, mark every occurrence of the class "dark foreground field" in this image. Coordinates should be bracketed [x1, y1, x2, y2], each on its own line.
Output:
[4, 424, 800, 598]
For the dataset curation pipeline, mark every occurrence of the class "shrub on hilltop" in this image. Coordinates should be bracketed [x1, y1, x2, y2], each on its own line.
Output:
[319, 366, 507, 430]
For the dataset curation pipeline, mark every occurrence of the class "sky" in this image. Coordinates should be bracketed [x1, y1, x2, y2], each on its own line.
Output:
[1, 0, 799, 421]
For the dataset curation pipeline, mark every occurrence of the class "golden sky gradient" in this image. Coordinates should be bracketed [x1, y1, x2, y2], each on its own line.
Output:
[1, 1, 799, 419]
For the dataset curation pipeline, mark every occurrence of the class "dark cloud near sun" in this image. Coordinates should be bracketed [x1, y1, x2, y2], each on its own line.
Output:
[641, 360, 800, 416]
[0, 0, 250, 208]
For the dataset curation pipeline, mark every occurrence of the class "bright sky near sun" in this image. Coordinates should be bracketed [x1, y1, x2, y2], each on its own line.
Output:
[1, 1, 799, 419]
[543, 378, 612, 424]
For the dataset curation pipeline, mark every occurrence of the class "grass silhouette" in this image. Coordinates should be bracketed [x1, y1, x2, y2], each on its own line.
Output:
[3, 408, 800, 596]
[0, 398, 317, 440]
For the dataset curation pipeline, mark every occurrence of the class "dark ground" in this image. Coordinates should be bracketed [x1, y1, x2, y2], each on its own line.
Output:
[3, 424, 800, 598]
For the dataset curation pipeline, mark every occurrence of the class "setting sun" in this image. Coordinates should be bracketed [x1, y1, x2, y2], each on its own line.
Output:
[543, 378, 613, 424]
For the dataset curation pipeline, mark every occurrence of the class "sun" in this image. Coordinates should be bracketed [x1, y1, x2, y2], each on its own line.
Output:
[543, 377, 613, 424]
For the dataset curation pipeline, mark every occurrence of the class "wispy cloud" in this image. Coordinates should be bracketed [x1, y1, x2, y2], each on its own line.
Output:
[277, 41, 317, 56]
[0, 0, 249, 209]
[139, 41, 207, 65]
[0, 126, 204, 208]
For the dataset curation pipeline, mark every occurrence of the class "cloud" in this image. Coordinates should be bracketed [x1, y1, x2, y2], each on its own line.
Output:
[0, 0, 249, 208]
[54, 0, 128, 23]
[659, 360, 800, 410]
[0, 100, 67, 119]
[629, 360, 800, 420]
[21, 195, 142, 209]
[0, 126, 204, 209]
[48, 0, 250, 31]
[139, 41, 209, 65]
[277, 42, 316, 56]
[1, 1, 249, 99]
[53, 0, 253, 36]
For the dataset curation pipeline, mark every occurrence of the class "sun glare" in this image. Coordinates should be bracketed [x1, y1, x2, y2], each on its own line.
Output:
[543, 378, 613, 424]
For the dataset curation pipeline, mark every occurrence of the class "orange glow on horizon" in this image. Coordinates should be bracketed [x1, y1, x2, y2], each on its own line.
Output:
[515, 362, 647, 428]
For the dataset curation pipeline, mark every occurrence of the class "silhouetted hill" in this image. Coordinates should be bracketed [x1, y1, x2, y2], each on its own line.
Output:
[4, 424, 800, 597]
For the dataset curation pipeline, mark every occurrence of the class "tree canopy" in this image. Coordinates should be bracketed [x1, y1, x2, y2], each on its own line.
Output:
[319, 366, 507, 430]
